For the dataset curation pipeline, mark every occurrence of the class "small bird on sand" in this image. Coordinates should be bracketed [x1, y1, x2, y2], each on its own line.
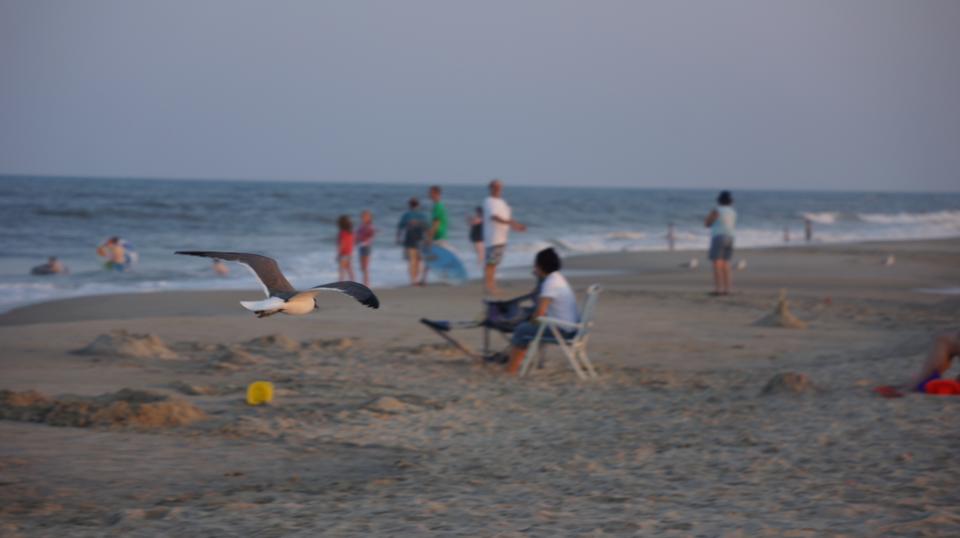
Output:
[735, 259, 748, 271]
[175, 251, 379, 317]
[883, 254, 896, 266]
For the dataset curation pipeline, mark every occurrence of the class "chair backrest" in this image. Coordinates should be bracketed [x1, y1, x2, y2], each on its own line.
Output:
[573, 284, 602, 342]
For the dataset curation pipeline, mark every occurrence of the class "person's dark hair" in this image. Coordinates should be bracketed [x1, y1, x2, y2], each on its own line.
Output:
[337, 215, 352, 231]
[535, 248, 561, 274]
[475, 206, 482, 215]
[430, 185, 441, 194]
[717, 191, 733, 206]
[408, 197, 419, 209]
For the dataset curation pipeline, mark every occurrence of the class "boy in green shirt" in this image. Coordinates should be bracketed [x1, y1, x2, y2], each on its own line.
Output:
[428, 185, 448, 242]
[421, 185, 449, 284]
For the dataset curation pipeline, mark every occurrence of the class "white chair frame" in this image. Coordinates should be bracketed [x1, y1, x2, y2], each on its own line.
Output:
[519, 284, 602, 380]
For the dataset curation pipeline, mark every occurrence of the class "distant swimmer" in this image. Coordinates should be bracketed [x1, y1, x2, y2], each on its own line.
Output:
[31, 256, 68, 275]
[97, 236, 135, 271]
[212, 259, 230, 276]
[175, 251, 379, 318]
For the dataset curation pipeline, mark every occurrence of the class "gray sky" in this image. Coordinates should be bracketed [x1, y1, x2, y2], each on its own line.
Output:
[1, 0, 958, 191]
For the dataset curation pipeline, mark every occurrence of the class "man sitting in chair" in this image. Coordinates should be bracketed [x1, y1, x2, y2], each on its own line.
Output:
[505, 248, 579, 374]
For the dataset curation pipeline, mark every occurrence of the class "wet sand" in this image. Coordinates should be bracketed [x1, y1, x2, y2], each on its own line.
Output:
[1, 239, 959, 536]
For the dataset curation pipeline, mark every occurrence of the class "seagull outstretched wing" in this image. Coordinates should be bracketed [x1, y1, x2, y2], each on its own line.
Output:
[309, 281, 380, 309]
[175, 251, 295, 296]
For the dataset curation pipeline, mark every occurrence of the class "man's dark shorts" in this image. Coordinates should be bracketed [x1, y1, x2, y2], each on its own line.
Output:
[485, 244, 506, 266]
[709, 235, 734, 261]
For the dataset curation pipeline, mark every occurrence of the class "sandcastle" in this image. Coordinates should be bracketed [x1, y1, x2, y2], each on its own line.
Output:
[754, 289, 807, 329]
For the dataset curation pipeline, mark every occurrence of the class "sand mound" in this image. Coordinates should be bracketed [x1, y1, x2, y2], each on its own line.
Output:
[0, 389, 205, 429]
[75, 330, 178, 359]
[754, 290, 807, 329]
[168, 381, 221, 396]
[301, 338, 356, 352]
[218, 416, 303, 439]
[761, 372, 815, 395]
[0, 390, 53, 422]
[214, 345, 266, 366]
[243, 334, 300, 353]
[389, 343, 465, 359]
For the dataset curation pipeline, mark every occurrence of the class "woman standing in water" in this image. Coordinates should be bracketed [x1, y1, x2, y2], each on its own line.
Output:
[704, 191, 736, 296]
[356, 209, 376, 287]
[467, 206, 484, 267]
[396, 198, 428, 286]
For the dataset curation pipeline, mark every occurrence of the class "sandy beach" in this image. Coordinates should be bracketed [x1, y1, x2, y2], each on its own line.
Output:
[1, 239, 959, 536]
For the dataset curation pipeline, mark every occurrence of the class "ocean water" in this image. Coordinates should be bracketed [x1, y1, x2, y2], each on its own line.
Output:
[1, 176, 959, 312]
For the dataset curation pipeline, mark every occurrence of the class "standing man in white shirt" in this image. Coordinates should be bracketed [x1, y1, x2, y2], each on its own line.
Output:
[483, 179, 526, 295]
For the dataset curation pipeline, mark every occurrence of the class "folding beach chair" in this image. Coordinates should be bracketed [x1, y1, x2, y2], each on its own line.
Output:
[519, 284, 602, 380]
[420, 289, 539, 361]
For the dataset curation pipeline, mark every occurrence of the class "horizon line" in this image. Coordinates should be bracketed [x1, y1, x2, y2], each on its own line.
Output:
[1, 172, 958, 195]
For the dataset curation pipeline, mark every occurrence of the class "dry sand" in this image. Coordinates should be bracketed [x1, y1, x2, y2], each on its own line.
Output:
[1, 239, 958, 536]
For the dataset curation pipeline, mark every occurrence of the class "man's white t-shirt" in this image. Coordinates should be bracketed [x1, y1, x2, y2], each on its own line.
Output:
[483, 196, 511, 247]
[540, 272, 579, 326]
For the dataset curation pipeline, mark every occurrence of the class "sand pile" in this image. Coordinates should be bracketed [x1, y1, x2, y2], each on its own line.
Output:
[761, 372, 815, 395]
[75, 330, 178, 359]
[243, 334, 300, 353]
[389, 342, 466, 359]
[754, 290, 808, 329]
[0, 388, 205, 429]
[301, 337, 356, 352]
[168, 381, 223, 396]
[213, 345, 266, 366]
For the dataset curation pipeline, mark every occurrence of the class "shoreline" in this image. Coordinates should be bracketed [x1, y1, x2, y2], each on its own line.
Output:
[2, 236, 958, 327]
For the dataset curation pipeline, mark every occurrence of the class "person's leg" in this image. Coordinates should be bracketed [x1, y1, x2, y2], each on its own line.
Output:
[506, 346, 527, 374]
[360, 254, 370, 287]
[906, 331, 959, 389]
[474, 241, 484, 267]
[419, 247, 429, 286]
[505, 322, 536, 374]
[711, 260, 722, 294]
[484, 245, 504, 295]
[345, 256, 355, 281]
[338, 257, 345, 281]
[720, 260, 732, 294]
[408, 249, 421, 284]
[708, 236, 721, 294]
[484, 264, 499, 294]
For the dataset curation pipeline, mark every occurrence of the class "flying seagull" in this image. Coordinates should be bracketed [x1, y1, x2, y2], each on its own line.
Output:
[175, 251, 379, 317]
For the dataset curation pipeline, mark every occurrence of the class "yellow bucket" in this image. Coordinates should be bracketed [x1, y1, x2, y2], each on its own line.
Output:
[246, 381, 274, 405]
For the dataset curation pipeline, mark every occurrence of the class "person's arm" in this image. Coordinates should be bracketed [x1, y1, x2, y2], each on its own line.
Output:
[704, 209, 718, 228]
[532, 297, 553, 321]
[396, 215, 406, 244]
[491, 214, 526, 231]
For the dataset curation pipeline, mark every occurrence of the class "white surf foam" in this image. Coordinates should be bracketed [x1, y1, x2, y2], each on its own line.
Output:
[857, 210, 960, 225]
[799, 211, 840, 224]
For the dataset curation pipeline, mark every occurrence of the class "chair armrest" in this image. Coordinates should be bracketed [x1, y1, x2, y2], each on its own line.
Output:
[535, 317, 580, 330]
